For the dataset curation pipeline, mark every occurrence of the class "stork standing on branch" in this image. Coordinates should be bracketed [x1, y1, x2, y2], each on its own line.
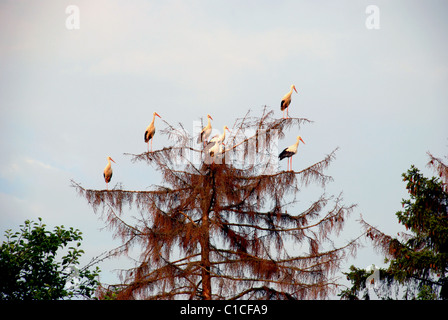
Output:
[279, 136, 305, 171]
[103, 156, 116, 190]
[203, 126, 229, 164]
[144, 112, 161, 152]
[280, 84, 298, 119]
[208, 125, 230, 147]
[208, 140, 225, 161]
[197, 114, 213, 146]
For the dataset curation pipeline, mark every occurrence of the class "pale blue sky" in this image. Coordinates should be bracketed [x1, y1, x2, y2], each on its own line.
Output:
[1, 0, 447, 297]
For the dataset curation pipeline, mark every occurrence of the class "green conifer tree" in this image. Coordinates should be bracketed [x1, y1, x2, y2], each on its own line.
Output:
[341, 153, 448, 300]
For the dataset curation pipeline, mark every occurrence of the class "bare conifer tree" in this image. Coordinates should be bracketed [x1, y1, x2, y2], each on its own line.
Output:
[72, 107, 360, 300]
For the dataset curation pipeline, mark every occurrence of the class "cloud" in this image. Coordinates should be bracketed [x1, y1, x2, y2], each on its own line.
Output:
[0, 1, 339, 106]
[24, 158, 57, 171]
[86, 25, 337, 103]
[0, 0, 330, 94]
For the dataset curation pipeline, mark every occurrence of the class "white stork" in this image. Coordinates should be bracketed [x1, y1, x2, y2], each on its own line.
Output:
[205, 125, 230, 164]
[279, 136, 305, 171]
[207, 140, 225, 164]
[209, 140, 224, 158]
[103, 156, 116, 190]
[197, 114, 213, 145]
[144, 112, 161, 152]
[280, 84, 298, 119]
[208, 125, 230, 146]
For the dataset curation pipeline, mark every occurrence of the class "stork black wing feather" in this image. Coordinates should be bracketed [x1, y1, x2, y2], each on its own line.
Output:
[144, 130, 149, 143]
[279, 149, 294, 160]
[280, 100, 286, 111]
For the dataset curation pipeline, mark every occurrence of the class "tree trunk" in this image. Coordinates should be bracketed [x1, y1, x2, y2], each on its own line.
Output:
[200, 166, 215, 300]
[200, 215, 211, 300]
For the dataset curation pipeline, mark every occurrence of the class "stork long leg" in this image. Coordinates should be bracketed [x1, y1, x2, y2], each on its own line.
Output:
[151, 139, 153, 152]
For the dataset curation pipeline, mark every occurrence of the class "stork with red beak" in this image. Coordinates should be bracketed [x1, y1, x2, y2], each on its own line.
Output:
[205, 125, 230, 164]
[279, 136, 305, 171]
[144, 112, 161, 152]
[197, 114, 213, 145]
[208, 125, 230, 146]
[103, 156, 116, 190]
[280, 85, 298, 119]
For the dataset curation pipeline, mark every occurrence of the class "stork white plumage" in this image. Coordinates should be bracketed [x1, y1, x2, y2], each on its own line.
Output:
[208, 140, 224, 158]
[279, 136, 305, 171]
[205, 125, 230, 164]
[207, 139, 225, 164]
[280, 85, 298, 119]
[208, 125, 230, 146]
[144, 112, 161, 152]
[103, 156, 116, 190]
[197, 114, 213, 145]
